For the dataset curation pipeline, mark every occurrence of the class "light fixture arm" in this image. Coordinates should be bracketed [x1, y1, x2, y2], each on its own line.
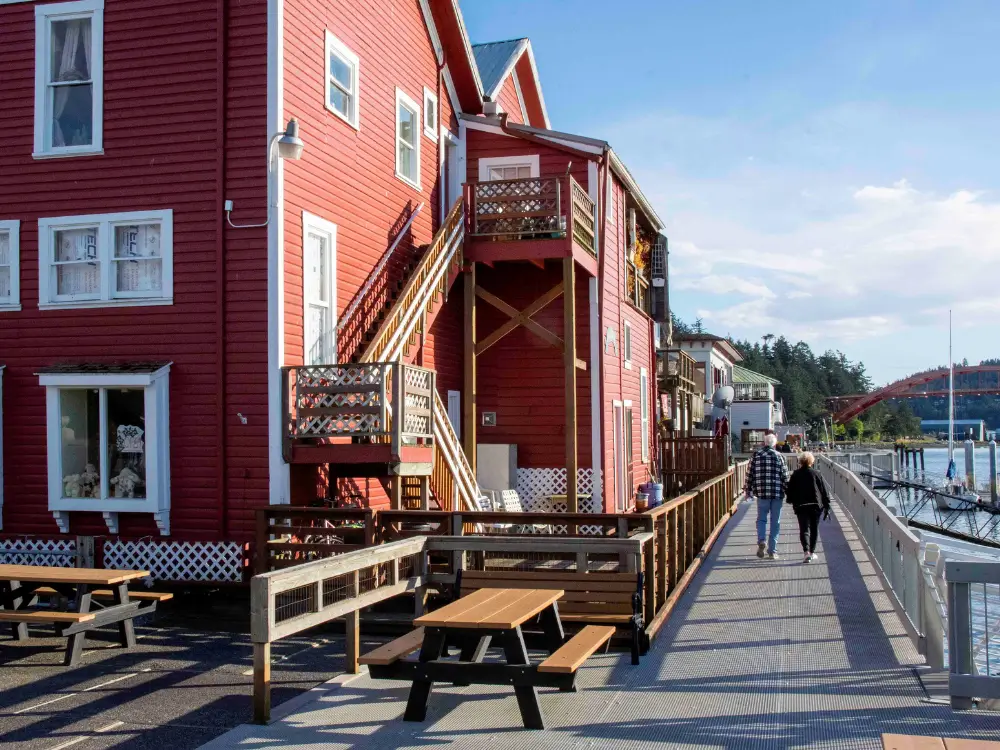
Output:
[226, 119, 304, 230]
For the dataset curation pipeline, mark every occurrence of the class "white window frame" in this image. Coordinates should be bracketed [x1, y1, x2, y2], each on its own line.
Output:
[302, 211, 337, 366]
[0, 221, 20, 311]
[640, 367, 650, 462]
[324, 31, 360, 130]
[33, 0, 104, 159]
[423, 87, 439, 142]
[41, 366, 171, 532]
[477, 154, 540, 182]
[395, 88, 422, 189]
[623, 320, 633, 369]
[38, 209, 174, 309]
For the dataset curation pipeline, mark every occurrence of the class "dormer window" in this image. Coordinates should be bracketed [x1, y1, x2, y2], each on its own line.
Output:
[34, 0, 104, 158]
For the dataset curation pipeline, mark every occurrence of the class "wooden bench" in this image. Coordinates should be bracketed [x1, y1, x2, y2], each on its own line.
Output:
[33, 587, 173, 603]
[883, 734, 1000, 749]
[457, 570, 645, 665]
[0, 610, 96, 624]
[538, 625, 614, 674]
[359, 627, 425, 666]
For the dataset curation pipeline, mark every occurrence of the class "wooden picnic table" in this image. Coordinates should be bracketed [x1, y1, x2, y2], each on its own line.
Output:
[0, 564, 155, 666]
[363, 587, 615, 729]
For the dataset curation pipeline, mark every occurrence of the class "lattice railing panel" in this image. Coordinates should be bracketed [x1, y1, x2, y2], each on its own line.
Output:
[516, 468, 601, 535]
[472, 177, 562, 237]
[103, 540, 244, 582]
[0, 538, 76, 567]
[287, 363, 389, 439]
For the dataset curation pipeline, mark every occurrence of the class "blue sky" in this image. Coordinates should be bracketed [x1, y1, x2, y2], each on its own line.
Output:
[462, 1, 1000, 385]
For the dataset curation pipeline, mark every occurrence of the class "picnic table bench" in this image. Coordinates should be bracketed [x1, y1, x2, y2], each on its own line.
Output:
[361, 587, 614, 729]
[0, 564, 170, 666]
[883, 735, 1000, 749]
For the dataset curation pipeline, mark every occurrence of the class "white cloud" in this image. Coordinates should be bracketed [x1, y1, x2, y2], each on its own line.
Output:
[673, 274, 776, 299]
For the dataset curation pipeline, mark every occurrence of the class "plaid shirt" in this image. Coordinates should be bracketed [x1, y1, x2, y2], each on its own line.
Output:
[744, 446, 790, 501]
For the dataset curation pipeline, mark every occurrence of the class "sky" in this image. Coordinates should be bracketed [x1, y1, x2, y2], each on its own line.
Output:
[461, 0, 1000, 386]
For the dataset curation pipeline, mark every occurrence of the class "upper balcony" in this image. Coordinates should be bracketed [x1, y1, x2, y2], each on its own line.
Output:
[734, 382, 774, 402]
[463, 175, 598, 276]
[657, 349, 700, 394]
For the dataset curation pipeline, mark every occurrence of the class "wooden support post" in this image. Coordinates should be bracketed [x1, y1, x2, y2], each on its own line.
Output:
[345, 610, 360, 674]
[391, 477, 403, 511]
[463, 263, 477, 473]
[253, 642, 271, 724]
[563, 257, 578, 512]
[419, 475, 430, 511]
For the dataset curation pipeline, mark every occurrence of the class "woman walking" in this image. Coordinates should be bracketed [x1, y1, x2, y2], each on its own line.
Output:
[786, 452, 831, 563]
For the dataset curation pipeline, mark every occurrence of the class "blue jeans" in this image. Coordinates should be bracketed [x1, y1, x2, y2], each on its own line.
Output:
[756, 498, 783, 554]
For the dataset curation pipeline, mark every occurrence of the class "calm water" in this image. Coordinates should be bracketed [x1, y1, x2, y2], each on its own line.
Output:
[900, 446, 997, 488]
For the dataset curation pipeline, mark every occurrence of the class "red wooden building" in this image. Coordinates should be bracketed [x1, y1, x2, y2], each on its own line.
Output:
[0, 0, 669, 581]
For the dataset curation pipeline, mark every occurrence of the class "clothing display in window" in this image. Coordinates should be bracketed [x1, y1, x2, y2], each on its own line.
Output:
[114, 224, 162, 293]
[55, 227, 100, 296]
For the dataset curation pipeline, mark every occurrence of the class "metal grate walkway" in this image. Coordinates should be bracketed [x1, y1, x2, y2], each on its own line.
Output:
[201, 502, 1000, 749]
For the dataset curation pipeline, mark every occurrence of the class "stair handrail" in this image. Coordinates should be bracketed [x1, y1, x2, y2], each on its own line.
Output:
[337, 202, 425, 334]
[360, 198, 465, 363]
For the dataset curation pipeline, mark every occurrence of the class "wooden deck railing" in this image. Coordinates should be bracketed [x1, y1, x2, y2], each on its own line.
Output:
[734, 383, 773, 402]
[281, 362, 434, 456]
[657, 348, 698, 389]
[466, 174, 597, 258]
[254, 507, 377, 575]
[660, 436, 727, 494]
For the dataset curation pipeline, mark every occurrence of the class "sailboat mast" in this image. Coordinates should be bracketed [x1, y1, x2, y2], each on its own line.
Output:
[948, 309, 954, 462]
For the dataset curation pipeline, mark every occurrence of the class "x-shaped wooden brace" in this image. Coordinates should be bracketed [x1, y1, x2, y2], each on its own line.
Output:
[475, 283, 586, 370]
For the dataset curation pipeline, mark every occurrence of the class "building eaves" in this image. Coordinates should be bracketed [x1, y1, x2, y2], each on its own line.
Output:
[733, 365, 781, 385]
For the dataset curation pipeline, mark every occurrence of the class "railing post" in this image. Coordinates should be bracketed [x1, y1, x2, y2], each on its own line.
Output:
[344, 610, 360, 674]
[390, 363, 402, 457]
[253, 642, 271, 724]
[948, 577, 975, 709]
[255, 510, 270, 575]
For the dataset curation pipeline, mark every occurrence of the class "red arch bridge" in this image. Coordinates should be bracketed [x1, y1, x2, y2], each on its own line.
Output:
[828, 364, 1000, 424]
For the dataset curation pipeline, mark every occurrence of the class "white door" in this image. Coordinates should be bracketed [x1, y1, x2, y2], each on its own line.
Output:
[443, 132, 462, 211]
[447, 390, 461, 439]
[302, 213, 337, 366]
[613, 403, 625, 512]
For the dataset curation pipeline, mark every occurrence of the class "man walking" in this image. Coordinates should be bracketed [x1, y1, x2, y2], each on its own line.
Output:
[745, 433, 790, 559]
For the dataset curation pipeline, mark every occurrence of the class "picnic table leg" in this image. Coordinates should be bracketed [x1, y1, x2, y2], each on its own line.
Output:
[403, 628, 446, 722]
[3, 581, 29, 641]
[64, 585, 92, 667]
[501, 627, 545, 730]
[111, 583, 137, 649]
[453, 634, 492, 686]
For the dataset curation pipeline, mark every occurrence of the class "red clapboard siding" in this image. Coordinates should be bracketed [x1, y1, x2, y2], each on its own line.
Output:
[0, 0, 270, 540]
[281, 0, 450, 507]
[465, 130, 589, 189]
[513, 55, 546, 128]
[495, 75, 524, 124]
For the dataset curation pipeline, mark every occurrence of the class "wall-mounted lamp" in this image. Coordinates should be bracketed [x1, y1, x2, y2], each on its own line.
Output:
[226, 118, 305, 229]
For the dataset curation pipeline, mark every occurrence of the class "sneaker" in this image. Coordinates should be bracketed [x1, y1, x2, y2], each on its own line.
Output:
[768, 552, 779, 560]
[809, 553, 819, 562]
[757, 542, 766, 559]
[803, 554, 812, 563]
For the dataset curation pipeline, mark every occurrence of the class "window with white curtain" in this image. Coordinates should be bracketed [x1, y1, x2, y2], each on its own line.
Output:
[395, 88, 421, 189]
[0, 221, 20, 310]
[34, 0, 104, 158]
[325, 31, 359, 129]
[38, 210, 173, 308]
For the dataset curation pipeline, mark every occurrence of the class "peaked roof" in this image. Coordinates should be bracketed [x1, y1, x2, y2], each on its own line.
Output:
[733, 365, 780, 385]
[472, 38, 528, 100]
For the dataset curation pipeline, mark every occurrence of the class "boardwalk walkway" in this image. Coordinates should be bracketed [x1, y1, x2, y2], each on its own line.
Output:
[202, 501, 1000, 749]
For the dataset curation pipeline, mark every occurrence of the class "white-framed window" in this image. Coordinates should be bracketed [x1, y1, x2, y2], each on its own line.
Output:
[40, 365, 171, 530]
[640, 367, 649, 462]
[623, 320, 632, 369]
[302, 212, 337, 366]
[34, 0, 104, 159]
[423, 87, 438, 141]
[395, 88, 421, 189]
[324, 31, 359, 129]
[0, 221, 20, 310]
[38, 209, 173, 309]
[478, 155, 540, 182]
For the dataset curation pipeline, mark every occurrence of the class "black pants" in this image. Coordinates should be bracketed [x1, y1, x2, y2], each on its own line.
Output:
[796, 507, 822, 553]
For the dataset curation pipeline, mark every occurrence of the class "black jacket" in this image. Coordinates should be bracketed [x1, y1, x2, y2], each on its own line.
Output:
[786, 467, 831, 512]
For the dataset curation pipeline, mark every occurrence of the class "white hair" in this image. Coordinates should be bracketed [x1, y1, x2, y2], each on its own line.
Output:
[799, 451, 815, 467]
[763, 434, 778, 448]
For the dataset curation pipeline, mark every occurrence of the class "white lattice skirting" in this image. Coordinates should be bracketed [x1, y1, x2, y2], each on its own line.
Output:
[0, 538, 76, 567]
[103, 540, 245, 583]
[516, 468, 601, 513]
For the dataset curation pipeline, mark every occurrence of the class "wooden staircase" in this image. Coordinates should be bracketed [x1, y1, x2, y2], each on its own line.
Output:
[354, 199, 481, 512]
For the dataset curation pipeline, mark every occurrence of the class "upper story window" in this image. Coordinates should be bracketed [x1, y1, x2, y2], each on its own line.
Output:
[478, 155, 540, 182]
[423, 87, 438, 141]
[0, 221, 20, 310]
[34, 0, 104, 159]
[623, 320, 633, 369]
[38, 210, 173, 309]
[395, 88, 421, 189]
[325, 31, 359, 129]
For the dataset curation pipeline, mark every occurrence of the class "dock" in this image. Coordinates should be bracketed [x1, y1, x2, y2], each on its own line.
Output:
[202, 500, 1000, 749]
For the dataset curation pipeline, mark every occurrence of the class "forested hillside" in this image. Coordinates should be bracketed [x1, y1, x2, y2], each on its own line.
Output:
[898, 358, 1000, 429]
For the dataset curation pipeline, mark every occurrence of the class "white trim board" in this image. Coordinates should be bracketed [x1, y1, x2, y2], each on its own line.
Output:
[511, 69, 529, 126]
